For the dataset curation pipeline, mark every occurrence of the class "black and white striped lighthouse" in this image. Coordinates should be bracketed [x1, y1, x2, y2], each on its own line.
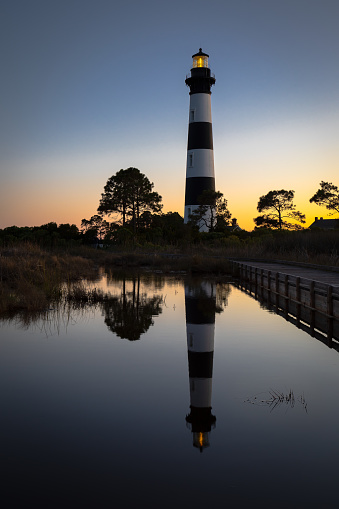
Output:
[185, 280, 216, 451]
[184, 49, 216, 231]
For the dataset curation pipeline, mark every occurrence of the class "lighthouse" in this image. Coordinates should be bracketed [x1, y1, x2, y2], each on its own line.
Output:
[184, 49, 216, 231]
[185, 280, 216, 451]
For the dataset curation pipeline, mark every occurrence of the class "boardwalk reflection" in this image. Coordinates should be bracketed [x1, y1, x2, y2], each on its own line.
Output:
[184, 279, 229, 451]
[237, 279, 339, 350]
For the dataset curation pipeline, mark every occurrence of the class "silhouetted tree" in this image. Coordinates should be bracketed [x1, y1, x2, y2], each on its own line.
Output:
[188, 190, 231, 232]
[309, 181, 339, 215]
[40, 222, 58, 233]
[139, 211, 186, 245]
[98, 168, 162, 235]
[81, 214, 111, 242]
[254, 190, 306, 230]
[56, 223, 80, 240]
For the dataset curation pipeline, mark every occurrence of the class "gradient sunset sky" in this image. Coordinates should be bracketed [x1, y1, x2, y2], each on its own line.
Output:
[1, 0, 338, 231]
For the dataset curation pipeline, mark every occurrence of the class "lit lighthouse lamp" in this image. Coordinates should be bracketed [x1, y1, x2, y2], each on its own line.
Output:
[184, 49, 216, 231]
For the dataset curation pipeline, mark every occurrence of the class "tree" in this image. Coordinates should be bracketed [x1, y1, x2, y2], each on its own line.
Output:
[97, 168, 162, 234]
[57, 223, 80, 241]
[254, 190, 306, 230]
[309, 181, 339, 215]
[188, 190, 232, 232]
[139, 211, 186, 245]
[81, 214, 111, 242]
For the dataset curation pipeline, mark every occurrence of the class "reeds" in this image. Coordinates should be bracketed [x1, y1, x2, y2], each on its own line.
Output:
[1, 230, 338, 315]
[0, 243, 96, 314]
[245, 389, 308, 413]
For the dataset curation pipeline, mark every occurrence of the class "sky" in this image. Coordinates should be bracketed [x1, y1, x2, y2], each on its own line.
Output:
[1, 0, 338, 231]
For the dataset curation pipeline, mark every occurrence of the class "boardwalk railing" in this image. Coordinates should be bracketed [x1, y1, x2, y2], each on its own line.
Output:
[232, 261, 339, 343]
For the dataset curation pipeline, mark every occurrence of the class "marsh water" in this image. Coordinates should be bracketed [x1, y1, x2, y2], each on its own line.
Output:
[1, 271, 339, 508]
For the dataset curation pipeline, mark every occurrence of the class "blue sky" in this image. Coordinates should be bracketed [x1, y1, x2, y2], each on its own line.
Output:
[1, 0, 338, 230]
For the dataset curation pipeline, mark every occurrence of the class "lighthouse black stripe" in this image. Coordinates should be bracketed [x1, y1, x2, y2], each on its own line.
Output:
[185, 297, 216, 324]
[188, 351, 214, 378]
[187, 122, 213, 150]
[185, 177, 215, 205]
[186, 407, 216, 432]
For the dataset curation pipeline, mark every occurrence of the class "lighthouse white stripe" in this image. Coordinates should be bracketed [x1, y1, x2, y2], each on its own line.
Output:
[186, 324, 215, 352]
[184, 205, 202, 226]
[184, 205, 212, 231]
[186, 149, 215, 178]
[189, 378, 213, 408]
[189, 94, 212, 123]
[185, 281, 216, 298]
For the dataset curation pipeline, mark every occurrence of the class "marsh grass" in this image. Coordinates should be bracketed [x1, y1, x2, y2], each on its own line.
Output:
[0, 243, 97, 313]
[70, 229, 339, 268]
[1, 230, 338, 314]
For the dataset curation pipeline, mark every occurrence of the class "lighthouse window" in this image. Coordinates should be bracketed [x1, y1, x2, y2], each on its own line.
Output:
[189, 153, 194, 167]
[193, 55, 208, 68]
[190, 109, 195, 122]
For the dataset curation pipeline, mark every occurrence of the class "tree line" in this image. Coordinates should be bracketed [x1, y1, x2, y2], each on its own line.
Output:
[254, 181, 339, 230]
[1, 170, 338, 248]
[87, 168, 339, 237]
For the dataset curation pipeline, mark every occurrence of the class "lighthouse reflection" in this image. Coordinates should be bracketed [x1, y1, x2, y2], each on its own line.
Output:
[185, 279, 229, 451]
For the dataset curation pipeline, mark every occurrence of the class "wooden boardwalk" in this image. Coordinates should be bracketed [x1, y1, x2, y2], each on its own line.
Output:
[233, 260, 339, 288]
[231, 260, 339, 343]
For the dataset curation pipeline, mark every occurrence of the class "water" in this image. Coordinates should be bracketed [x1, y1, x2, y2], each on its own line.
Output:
[1, 272, 339, 508]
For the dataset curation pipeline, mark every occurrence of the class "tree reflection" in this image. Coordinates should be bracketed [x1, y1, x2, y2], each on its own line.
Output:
[103, 274, 163, 341]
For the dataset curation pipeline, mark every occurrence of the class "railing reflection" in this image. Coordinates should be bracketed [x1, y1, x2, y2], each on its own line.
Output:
[236, 279, 339, 350]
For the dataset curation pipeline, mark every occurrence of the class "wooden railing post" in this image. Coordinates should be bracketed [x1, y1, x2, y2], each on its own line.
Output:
[296, 277, 300, 303]
[267, 271, 271, 305]
[327, 286, 333, 317]
[310, 281, 315, 310]
[275, 272, 279, 307]
[296, 277, 301, 325]
[284, 275, 289, 300]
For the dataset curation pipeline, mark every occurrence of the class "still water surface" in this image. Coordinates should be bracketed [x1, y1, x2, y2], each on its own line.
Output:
[1, 272, 339, 508]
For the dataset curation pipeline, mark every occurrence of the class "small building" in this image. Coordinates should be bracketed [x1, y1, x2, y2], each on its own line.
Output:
[309, 217, 339, 230]
[225, 218, 242, 232]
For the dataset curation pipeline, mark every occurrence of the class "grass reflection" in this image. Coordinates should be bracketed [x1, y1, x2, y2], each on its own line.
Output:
[245, 389, 308, 413]
[1, 272, 165, 341]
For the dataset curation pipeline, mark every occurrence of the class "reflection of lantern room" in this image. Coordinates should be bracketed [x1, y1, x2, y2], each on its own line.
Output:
[184, 49, 216, 231]
[186, 407, 216, 451]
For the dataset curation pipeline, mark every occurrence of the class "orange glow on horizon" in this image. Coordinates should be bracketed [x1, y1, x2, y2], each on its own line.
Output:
[2, 193, 335, 232]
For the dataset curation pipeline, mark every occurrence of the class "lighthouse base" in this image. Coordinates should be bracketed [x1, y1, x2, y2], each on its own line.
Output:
[184, 205, 214, 232]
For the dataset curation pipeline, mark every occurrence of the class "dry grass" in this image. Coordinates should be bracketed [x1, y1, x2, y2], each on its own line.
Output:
[0, 243, 97, 313]
[1, 231, 338, 314]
